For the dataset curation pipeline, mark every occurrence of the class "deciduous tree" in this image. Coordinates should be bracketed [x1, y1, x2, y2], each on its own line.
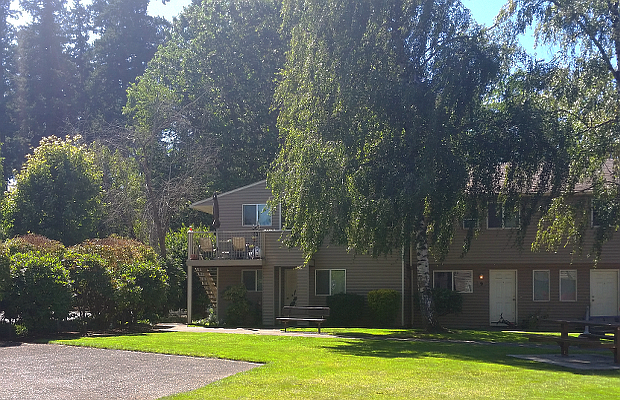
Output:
[270, 0, 503, 330]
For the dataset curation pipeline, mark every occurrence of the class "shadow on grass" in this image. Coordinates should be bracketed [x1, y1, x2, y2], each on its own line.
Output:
[323, 336, 620, 376]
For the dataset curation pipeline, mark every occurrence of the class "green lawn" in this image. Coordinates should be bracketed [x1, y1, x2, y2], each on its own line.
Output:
[52, 329, 619, 399]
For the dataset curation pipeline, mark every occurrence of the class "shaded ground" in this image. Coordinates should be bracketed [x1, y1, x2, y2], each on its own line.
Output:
[0, 341, 259, 400]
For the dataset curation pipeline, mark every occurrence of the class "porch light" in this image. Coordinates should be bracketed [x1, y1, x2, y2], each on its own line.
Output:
[479, 273, 484, 285]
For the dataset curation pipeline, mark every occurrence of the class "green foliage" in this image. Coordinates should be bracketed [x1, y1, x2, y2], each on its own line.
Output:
[111, 260, 169, 325]
[367, 289, 400, 327]
[126, 0, 285, 192]
[326, 293, 365, 327]
[62, 251, 114, 328]
[164, 225, 211, 315]
[222, 284, 252, 327]
[1, 252, 72, 332]
[430, 288, 463, 317]
[2, 136, 102, 245]
[497, 1, 620, 261]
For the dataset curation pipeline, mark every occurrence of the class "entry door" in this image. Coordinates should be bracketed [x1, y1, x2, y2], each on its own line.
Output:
[489, 270, 517, 325]
[590, 269, 619, 316]
[281, 268, 298, 309]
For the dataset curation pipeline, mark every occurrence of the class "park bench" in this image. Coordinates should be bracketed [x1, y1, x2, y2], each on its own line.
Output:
[276, 306, 330, 333]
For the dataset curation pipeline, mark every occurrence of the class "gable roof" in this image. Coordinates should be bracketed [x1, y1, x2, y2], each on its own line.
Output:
[190, 180, 268, 214]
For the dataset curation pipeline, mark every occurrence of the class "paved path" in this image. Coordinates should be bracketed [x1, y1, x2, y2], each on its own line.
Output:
[0, 341, 259, 400]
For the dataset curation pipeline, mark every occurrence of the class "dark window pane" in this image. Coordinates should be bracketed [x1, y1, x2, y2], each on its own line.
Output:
[316, 270, 330, 295]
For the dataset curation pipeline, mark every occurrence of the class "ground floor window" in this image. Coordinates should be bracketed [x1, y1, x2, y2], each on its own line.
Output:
[242, 269, 263, 292]
[315, 269, 346, 296]
[433, 270, 473, 293]
[560, 270, 577, 301]
[533, 270, 550, 302]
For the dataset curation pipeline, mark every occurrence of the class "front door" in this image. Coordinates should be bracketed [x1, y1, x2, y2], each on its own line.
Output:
[590, 269, 619, 316]
[281, 268, 298, 309]
[489, 270, 517, 325]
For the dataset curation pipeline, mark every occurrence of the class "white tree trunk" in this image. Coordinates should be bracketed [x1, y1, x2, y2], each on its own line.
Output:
[416, 220, 438, 331]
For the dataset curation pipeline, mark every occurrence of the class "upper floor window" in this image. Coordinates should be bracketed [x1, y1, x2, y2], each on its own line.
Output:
[487, 201, 519, 229]
[243, 204, 272, 227]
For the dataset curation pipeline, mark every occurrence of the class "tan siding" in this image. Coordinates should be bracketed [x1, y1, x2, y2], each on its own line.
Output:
[216, 181, 280, 231]
[310, 247, 403, 305]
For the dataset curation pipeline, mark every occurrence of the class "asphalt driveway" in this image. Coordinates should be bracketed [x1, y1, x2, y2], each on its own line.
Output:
[0, 341, 259, 399]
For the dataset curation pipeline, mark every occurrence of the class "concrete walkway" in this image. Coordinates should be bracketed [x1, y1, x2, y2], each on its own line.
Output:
[0, 341, 259, 400]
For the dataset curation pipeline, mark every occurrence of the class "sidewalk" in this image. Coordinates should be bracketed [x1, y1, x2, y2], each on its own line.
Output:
[154, 322, 329, 337]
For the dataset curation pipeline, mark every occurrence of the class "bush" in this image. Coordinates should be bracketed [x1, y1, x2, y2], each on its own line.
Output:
[112, 260, 169, 325]
[223, 284, 252, 327]
[326, 293, 365, 326]
[2, 252, 72, 332]
[367, 289, 400, 327]
[431, 288, 463, 316]
[3, 234, 65, 257]
[62, 251, 114, 329]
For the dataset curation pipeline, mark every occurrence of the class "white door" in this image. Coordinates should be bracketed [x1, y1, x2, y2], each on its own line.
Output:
[282, 268, 298, 308]
[590, 269, 619, 316]
[489, 270, 517, 325]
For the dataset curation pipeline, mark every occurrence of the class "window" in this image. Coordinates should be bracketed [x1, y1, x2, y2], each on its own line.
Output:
[433, 270, 473, 293]
[533, 270, 550, 302]
[487, 201, 519, 229]
[462, 218, 479, 229]
[242, 204, 272, 226]
[242, 270, 263, 292]
[315, 269, 346, 296]
[560, 270, 577, 302]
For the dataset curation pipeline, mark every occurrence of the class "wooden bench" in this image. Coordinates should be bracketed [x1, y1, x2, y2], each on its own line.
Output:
[276, 306, 330, 333]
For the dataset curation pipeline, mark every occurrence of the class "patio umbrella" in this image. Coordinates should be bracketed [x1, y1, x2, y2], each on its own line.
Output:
[212, 192, 221, 229]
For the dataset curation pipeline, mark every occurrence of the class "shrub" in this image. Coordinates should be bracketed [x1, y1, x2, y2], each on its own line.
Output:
[326, 293, 365, 326]
[431, 288, 463, 316]
[71, 236, 157, 268]
[112, 260, 169, 325]
[3, 234, 65, 257]
[62, 251, 114, 329]
[367, 289, 400, 327]
[2, 252, 72, 332]
[222, 284, 252, 327]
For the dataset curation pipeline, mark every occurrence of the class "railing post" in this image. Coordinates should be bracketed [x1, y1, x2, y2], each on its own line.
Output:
[187, 228, 193, 324]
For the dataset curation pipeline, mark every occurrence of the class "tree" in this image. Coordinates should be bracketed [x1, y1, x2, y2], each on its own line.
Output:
[123, 0, 285, 255]
[87, 0, 169, 124]
[127, 0, 285, 193]
[11, 0, 77, 171]
[0, 0, 16, 182]
[270, 0, 503, 330]
[498, 0, 620, 260]
[3, 136, 102, 245]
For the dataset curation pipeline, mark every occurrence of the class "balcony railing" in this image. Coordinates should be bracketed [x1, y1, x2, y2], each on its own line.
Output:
[187, 229, 263, 260]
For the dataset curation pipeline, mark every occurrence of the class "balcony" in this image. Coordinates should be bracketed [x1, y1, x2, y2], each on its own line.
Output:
[187, 229, 264, 267]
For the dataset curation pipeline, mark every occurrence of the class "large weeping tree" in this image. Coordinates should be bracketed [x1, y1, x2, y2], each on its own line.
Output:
[269, 0, 503, 330]
[498, 0, 620, 259]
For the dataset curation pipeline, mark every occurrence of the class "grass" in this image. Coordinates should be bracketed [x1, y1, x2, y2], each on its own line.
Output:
[51, 329, 620, 400]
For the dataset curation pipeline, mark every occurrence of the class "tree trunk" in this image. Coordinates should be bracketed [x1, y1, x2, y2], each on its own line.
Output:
[415, 218, 439, 331]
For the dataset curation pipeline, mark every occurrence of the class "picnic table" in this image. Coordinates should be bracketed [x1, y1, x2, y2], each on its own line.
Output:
[528, 319, 620, 363]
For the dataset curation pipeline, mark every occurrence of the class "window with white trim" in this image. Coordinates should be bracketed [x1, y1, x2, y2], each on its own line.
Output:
[533, 270, 550, 302]
[462, 218, 479, 229]
[315, 269, 346, 296]
[487, 201, 519, 229]
[242, 204, 272, 227]
[433, 270, 473, 293]
[242, 269, 263, 292]
[560, 270, 577, 302]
